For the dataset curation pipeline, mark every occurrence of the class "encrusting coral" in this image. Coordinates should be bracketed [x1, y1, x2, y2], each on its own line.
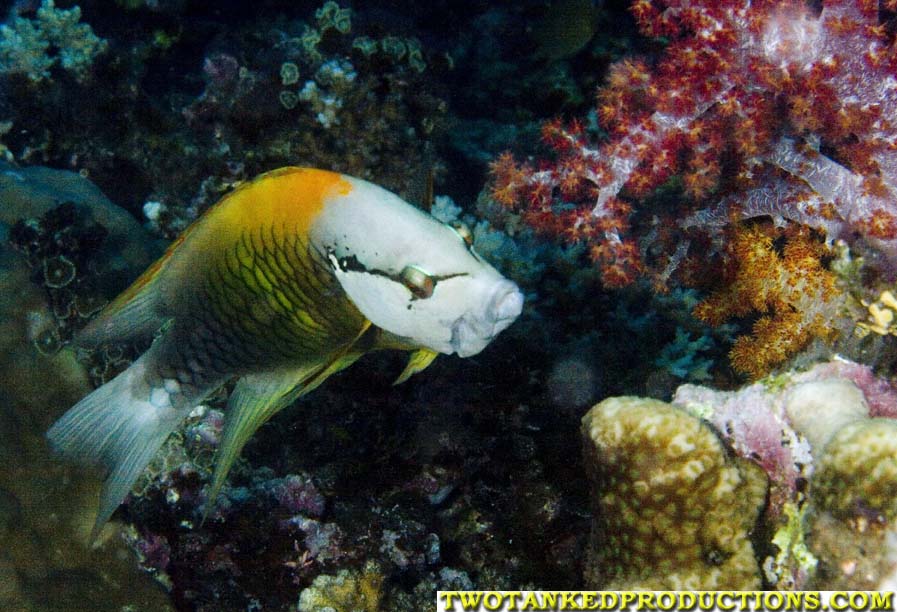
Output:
[581, 396, 767, 590]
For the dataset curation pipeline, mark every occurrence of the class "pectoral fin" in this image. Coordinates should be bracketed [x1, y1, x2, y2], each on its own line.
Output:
[393, 348, 438, 385]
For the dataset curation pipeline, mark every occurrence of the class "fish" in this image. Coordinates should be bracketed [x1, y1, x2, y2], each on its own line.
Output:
[531, 0, 600, 62]
[46, 167, 523, 538]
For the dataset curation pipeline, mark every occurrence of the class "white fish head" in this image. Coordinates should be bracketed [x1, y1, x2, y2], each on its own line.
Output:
[311, 176, 523, 357]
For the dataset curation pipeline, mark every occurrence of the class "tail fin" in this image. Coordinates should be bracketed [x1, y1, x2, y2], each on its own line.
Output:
[47, 347, 200, 539]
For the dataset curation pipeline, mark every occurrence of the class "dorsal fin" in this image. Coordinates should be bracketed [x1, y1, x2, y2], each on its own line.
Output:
[75, 235, 184, 346]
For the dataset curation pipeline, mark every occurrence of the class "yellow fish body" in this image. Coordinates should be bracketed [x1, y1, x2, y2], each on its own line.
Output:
[47, 168, 523, 537]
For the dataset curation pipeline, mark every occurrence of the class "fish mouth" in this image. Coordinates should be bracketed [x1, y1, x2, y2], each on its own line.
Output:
[450, 281, 523, 357]
[450, 317, 487, 358]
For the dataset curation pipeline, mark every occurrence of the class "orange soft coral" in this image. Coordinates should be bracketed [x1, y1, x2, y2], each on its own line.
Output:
[694, 222, 844, 379]
[488, 151, 529, 208]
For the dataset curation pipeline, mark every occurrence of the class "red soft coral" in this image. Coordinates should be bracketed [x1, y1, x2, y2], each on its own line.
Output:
[491, 0, 897, 288]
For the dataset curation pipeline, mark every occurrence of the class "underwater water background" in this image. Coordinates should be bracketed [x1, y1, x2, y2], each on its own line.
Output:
[3, 0, 897, 609]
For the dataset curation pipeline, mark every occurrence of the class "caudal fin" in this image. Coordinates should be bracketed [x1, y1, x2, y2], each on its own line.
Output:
[47, 347, 197, 539]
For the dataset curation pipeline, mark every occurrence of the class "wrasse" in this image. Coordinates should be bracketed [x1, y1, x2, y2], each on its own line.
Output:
[47, 168, 523, 537]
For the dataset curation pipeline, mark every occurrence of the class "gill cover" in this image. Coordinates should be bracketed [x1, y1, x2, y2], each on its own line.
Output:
[310, 176, 523, 358]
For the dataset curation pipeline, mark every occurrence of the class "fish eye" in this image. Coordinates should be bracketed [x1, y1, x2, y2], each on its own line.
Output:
[400, 265, 435, 299]
[450, 221, 474, 247]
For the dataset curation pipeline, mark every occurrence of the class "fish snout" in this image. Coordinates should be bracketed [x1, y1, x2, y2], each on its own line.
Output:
[488, 280, 524, 332]
[450, 280, 523, 357]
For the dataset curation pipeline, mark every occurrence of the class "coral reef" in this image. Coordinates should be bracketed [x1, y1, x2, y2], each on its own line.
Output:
[103, 331, 585, 610]
[6, 0, 897, 607]
[579, 359, 897, 593]
[0, 0, 448, 234]
[170, 0, 448, 216]
[0, 3, 605, 607]
[581, 396, 767, 590]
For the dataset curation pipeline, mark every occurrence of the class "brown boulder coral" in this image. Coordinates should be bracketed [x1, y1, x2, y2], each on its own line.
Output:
[807, 418, 897, 589]
[581, 396, 767, 590]
[813, 419, 897, 521]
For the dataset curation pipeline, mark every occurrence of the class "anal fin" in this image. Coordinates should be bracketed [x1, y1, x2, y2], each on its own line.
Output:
[205, 323, 372, 518]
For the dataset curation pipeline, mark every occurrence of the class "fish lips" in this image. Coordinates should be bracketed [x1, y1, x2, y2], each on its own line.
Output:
[449, 281, 523, 357]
